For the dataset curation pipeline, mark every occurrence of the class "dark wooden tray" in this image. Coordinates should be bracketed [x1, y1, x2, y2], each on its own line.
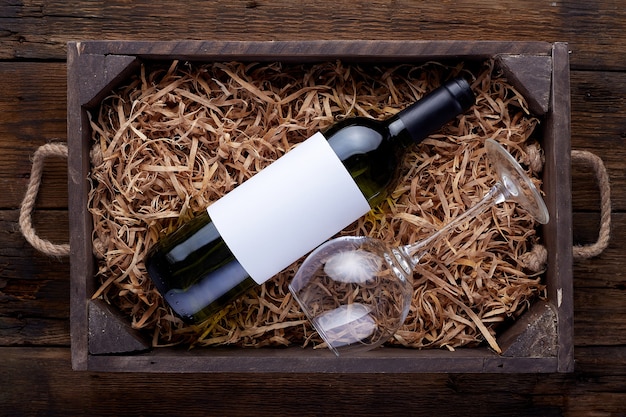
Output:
[68, 40, 573, 373]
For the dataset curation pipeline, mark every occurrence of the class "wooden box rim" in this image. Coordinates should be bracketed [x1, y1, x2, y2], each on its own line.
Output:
[67, 40, 573, 373]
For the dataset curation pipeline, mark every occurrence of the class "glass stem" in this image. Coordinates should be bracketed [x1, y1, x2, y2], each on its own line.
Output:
[400, 183, 507, 267]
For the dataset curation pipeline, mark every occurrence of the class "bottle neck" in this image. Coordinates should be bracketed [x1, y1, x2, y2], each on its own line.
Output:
[392, 77, 474, 144]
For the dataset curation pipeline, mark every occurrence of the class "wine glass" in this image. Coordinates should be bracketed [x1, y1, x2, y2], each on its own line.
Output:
[288, 139, 549, 356]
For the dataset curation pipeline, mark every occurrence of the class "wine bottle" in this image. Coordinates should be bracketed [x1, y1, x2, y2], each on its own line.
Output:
[145, 77, 475, 324]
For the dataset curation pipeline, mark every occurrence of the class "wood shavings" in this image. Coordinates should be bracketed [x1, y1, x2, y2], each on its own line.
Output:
[88, 59, 546, 352]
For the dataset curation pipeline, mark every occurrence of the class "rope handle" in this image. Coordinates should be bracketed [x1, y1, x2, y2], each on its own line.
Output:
[19, 143, 611, 259]
[571, 149, 612, 259]
[19, 142, 70, 257]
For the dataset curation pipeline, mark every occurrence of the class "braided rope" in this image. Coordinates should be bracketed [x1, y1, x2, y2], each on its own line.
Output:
[18, 142, 70, 257]
[571, 149, 612, 258]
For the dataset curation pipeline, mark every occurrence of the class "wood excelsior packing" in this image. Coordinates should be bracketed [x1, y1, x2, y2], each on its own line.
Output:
[88, 59, 547, 352]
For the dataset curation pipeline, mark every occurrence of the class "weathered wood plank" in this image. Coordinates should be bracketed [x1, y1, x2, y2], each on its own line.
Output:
[574, 286, 626, 346]
[0, 62, 67, 210]
[0, 317, 69, 346]
[0, 210, 69, 319]
[0, 0, 625, 70]
[571, 212, 625, 346]
[0, 274, 68, 318]
[571, 71, 626, 212]
[0, 346, 624, 416]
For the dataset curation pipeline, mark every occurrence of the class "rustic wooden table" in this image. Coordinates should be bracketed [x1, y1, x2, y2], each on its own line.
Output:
[1, 1, 624, 416]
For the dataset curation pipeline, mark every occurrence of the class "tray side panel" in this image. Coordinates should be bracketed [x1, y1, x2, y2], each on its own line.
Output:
[544, 42, 574, 373]
[67, 42, 92, 371]
[76, 40, 553, 62]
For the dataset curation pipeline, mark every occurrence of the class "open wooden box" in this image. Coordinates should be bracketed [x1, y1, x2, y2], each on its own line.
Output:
[68, 40, 573, 373]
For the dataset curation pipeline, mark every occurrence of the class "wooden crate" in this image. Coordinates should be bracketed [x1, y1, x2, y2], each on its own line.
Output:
[68, 40, 573, 373]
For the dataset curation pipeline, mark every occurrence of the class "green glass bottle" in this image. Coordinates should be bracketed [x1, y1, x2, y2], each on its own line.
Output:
[146, 77, 475, 323]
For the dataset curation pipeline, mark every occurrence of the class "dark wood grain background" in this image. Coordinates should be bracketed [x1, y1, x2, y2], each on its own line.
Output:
[1, 1, 624, 415]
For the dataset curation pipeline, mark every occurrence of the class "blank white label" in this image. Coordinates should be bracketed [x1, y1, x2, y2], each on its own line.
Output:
[207, 132, 370, 284]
